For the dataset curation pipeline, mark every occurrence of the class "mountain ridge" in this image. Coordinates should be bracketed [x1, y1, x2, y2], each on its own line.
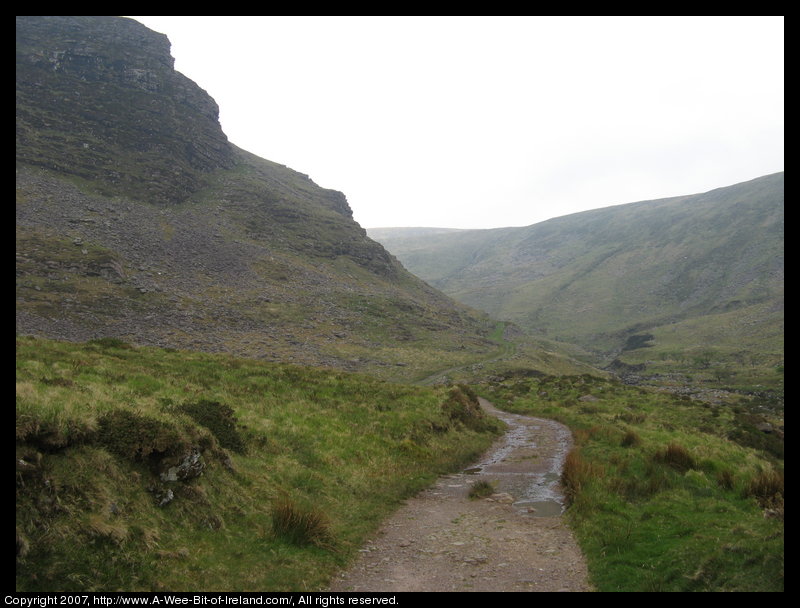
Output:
[368, 172, 784, 388]
[17, 16, 549, 382]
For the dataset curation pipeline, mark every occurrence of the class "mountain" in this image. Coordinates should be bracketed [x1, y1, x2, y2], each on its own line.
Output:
[368, 174, 784, 388]
[16, 16, 507, 382]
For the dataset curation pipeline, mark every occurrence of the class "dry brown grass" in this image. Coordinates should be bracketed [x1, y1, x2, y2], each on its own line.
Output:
[654, 442, 696, 472]
[745, 468, 784, 509]
[271, 496, 335, 549]
[621, 429, 642, 447]
[716, 469, 735, 490]
[561, 448, 602, 505]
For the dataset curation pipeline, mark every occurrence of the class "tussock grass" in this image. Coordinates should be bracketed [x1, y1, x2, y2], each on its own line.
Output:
[620, 429, 641, 447]
[654, 442, 697, 472]
[271, 496, 334, 549]
[716, 469, 735, 490]
[745, 468, 784, 508]
[561, 448, 602, 506]
[468, 480, 495, 500]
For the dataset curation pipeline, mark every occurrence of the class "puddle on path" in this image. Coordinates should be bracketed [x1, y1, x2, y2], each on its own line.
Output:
[465, 399, 573, 517]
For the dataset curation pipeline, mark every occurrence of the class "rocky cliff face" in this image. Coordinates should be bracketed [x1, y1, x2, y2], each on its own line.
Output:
[16, 16, 234, 205]
[16, 16, 495, 380]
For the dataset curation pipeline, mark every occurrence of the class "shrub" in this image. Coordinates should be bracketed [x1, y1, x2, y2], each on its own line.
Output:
[178, 400, 246, 453]
[96, 410, 193, 461]
[16, 411, 96, 450]
[727, 417, 784, 460]
[441, 385, 495, 432]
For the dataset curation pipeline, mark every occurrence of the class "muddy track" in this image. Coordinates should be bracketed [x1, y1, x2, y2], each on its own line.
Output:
[329, 399, 592, 592]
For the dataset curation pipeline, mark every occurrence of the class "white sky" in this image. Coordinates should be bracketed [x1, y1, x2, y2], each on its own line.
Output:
[128, 16, 784, 229]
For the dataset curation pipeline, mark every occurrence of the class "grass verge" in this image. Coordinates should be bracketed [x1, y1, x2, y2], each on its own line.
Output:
[16, 336, 502, 591]
[482, 374, 784, 591]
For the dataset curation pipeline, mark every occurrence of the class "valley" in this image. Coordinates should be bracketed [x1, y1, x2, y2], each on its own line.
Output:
[368, 173, 784, 394]
[16, 16, 783, 593]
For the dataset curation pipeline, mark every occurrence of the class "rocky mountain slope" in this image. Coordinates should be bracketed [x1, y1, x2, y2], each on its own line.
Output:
[15, 16, 507, 381]
[369, 174, 784, 387]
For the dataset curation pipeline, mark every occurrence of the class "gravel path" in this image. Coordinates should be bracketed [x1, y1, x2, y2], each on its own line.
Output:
[329, 399, 592, 592]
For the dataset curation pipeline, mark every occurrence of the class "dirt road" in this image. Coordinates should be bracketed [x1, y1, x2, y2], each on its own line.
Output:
[329, 398, 592, 592]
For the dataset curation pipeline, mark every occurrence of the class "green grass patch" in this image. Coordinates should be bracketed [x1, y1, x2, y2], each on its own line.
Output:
[483, 374, 784, 591]
[16, 336, 503, 591]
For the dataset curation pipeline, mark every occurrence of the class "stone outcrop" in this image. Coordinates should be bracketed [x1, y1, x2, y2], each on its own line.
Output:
[16, 16, 234, 205]
[159, 447, 205, 482]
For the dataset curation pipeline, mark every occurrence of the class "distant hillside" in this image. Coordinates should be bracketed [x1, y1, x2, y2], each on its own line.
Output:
[15, 16, 519, 382]
[369, 173, 784, 389]
[367, 227, 468, 240]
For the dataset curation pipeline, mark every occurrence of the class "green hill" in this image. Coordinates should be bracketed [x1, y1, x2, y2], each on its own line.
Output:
[369, 173, 784, 390]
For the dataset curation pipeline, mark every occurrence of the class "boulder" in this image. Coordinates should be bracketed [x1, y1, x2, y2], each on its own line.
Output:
[159, 447, 205, 482]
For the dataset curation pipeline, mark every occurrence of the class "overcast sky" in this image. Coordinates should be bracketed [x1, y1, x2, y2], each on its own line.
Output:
[129, 16, 783, 230]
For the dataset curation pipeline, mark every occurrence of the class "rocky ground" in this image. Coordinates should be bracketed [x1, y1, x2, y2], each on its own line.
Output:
[15, 166, 384, 367]
[329, 399, 592, 592]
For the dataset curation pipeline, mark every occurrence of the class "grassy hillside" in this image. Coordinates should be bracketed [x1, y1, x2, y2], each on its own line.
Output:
[414, 321, 607, 386]
[613, 300, 784, 391]
[16, 336, 503, 591]
[481, 374, 783, 591]
[369, 173, 784, 390]
[16, 155, 504, 384]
